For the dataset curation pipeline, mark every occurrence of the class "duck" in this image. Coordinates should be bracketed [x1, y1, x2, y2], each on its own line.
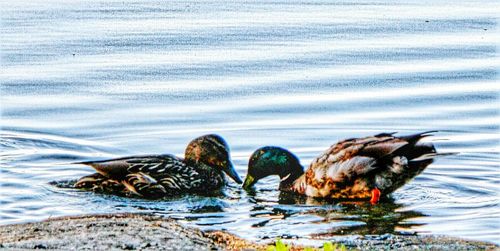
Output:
[242, 131, 437, 204]
[74, 134, 243, 199]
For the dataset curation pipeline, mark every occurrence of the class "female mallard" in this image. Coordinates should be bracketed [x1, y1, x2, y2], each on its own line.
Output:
[74, 134, 243, 198]
[242, 132, 437, 204]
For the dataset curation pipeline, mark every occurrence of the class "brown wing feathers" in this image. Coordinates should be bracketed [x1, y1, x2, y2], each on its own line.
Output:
[307, 132, 436, 191]
[74, 155, 203, 197]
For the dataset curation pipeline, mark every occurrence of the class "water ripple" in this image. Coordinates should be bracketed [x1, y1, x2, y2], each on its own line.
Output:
[1, 0, 499, 245]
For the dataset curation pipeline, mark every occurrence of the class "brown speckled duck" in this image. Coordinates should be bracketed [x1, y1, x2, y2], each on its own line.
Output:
[242, 132, 437, 204]
[75, 134, 242, 198]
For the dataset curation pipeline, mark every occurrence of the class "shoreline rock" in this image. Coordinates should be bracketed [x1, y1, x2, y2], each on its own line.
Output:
[0, 214, 263, 251]
[0, 213, 497, 250]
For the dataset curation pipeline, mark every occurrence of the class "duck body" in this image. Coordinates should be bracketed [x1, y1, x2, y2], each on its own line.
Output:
[75, 134, 242, 199]
[75, 154, 225, 198]
[244, 132, 437, 204]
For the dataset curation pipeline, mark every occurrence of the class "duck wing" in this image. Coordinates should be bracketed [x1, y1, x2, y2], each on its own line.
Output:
[74, 173, 125, 193]
[123, 172, 167, 198]
[76, 154, 215, 194]
[307, 133, 406, 179]
[74, 171, 168, 198]
[75, 154, 181, 179]
[124, 154, 188, 178]
[125, 156, 218, 192]
[302, 132, 436, 197]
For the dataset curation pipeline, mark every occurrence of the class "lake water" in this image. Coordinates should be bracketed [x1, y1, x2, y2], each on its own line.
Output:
[1, 0, 499, 245]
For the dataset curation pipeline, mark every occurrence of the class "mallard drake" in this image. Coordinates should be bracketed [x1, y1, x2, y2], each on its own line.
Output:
[75, 134, 243, 198]
[242, 132, 437, 204]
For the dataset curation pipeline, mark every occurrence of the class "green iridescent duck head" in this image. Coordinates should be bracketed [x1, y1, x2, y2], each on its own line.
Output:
[185, 134, 243, 184]
[243, 146, 304, 190]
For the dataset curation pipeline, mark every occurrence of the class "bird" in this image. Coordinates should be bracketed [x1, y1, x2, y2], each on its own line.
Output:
[74, 134, 243, 199]
[242, 131, 437, 204]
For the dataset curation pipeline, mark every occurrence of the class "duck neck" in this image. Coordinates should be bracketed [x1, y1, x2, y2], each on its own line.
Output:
[278, 166, 304, 192]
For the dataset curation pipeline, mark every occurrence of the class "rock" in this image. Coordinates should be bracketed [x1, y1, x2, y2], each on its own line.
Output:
[121, 243, 136, 250]
[0, 214, 497, 251]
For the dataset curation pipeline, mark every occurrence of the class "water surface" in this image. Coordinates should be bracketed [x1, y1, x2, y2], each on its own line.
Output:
[1, 0, 499, 245]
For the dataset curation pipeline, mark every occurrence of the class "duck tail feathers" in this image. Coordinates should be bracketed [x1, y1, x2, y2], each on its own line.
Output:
[395, 131, 438, 161]
[409, 153, 438, 162]
[72, 159, 109, 165]
[411, 151, 456, 161]
[374, 132, 398, 137]
[72, 160, 94, 165]
[400, 130, 438, 145]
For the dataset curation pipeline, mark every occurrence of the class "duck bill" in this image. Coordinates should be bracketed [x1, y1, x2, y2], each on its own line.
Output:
[242, 175, 256, 190]
[224, 162, 243, 184]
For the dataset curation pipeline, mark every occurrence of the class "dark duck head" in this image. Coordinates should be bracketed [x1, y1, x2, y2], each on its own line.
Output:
[184, 134, 243, 184]
[243, 146, 304, 190]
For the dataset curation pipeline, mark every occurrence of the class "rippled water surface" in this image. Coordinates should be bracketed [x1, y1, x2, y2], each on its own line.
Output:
[1, 0, 499, 245]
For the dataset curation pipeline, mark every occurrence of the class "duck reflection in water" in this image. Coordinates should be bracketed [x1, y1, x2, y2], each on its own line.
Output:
[245, 190, 425, 237]
[278, 191, 426, 236]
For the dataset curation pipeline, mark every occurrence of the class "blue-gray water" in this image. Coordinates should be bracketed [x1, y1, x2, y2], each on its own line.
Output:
[1, 0, 499, 245]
